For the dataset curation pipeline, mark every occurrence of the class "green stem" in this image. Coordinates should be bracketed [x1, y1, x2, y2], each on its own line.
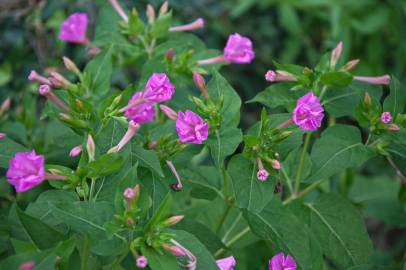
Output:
[280, 166, 294, 196]
[215, 227, 250, 258]
[108, 251, 129, 270]
[222, 212, 242, 242]
[283, 179, 324, 205]
[216, 201, 232, 234]
[81, 235, 90, 270]
[294, 133, 312, 194]
[319, 85, 328, 101]
[89, 178, 96, 201]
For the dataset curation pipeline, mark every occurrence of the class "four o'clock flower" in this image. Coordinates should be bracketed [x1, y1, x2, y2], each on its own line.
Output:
[216, 256, 236, 270]
[124, 92, 156, 124]
[197, 33, 255, 65]
[292, 92, 324, 131]
[69, 145, 82, 157]
[265, 70, 297, 82]
[169, 18, 205, 32]
[269, 252, 296, 270]
[59, 13, 89, 44]
[381, 112, 392, 124]
[28, 70, 51, 85]
[257, 158, 269, 181]
[353, 75, 391, 86]
[108, 121, 141, 153]
[38, 85, 70, 111]
[143, 73, 175, 103]
[176, 110, 209, 144]
[6, 150, 65, 192]
[135, 255, 148, 268]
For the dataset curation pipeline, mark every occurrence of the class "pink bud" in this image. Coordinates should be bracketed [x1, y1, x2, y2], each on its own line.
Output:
[109, 0, 128, 22]
[69, 145, 82, 157]
[270, 159, 281, 170]
[0, 97, 11, 113]
[354, 75, 391, 85]
[86, 134, 95, 161]
[136, 256, 148, 268]
[387, 124, 400, 132]
[108, 121, 140, 153]
[380, 112, 392, 124]
[160, 105, 178, 121]
[164, 215, 184, 226]
[123, 188, 135, 199]
[38, 85, 70, 111]
[49, 71, 71, 88]
[19, 261, 35, 270]
[0, 133, 6, 139]
[28, 70, 51, 85]
[341, 59, 360, 71]
[166, 48, 174, 60]
[63, 56, 80, 75]
[330, 41, 343, 67]
[192, 72, 209, 98]
[159, 1, 169, 16]
[162, 244, 187, 257]
[169, 18, 205, 32]
[148, 141, 157, 149]
[146, 4, 156, 24]
[265, 70, 296, 82]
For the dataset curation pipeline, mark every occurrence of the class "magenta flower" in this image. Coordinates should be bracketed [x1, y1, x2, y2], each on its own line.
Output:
[257, 158, 269, 181]
[216, 256, 236, 270]
[6, 150, 45, 192]
[292, 92, 324, 131]
[143, 73, 175, 103]
[124, 92, 156, 124]
[223, 33, 255, 64]
[269, 252, 296, 270]
[136, 256, 148, 268]
[59, 12, 89, 44]
[176, 110, 208, 144]
[381, 112, 392, 124]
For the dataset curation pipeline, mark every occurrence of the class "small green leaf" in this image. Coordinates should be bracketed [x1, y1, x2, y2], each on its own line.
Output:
[131, 144, 164, 177]
[320, 71, 353, 87]
[87, 153, 124, 178]
[150, 11, 172, 38]
[141, 246, 179, 270]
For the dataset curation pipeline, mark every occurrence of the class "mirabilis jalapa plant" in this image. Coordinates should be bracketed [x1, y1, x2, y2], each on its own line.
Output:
[1, 1, 405, 270]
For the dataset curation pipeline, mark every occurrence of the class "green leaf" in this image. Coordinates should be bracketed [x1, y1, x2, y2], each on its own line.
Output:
[228, 155, 275, 213]
[141, 246, 179, 270]
[87, 153, 124, 178]
[383, 76, 406, 118]
[181, 165, 223, 201]
[144, 193, 172, 233]
[83, 45, 113, 99]
[282, 147, 312, 183]
[0, 137, 28, 168]
[320, 71, 353, 87]
[243, 198, 323, 270]
[172, 230, 219, 270]
[305, 193, 373, 268]
[15, 206, 65, 249]
[131, 144, 164, 177]
[306, 125, 374, 182]
[150, 11, 173, 39]
[205, 127, 242, 167]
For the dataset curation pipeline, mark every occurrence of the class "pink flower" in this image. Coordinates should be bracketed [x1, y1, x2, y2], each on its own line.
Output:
[223, 33, 255, 64]
[257, 158, 269, 181]
[69, 145, 82, 157]
[0, 133, 6, 139]
[59, 12, 89, 44]
[353, 75, 391, 86]
[6, 150, 45, 192]
[176, 110, 208, 144]
[136, 256, 148, 268]
[124, 92, 156, 124]
[123, 188, 135, 199]
[216, 256, 236, 270]
[19, 261, 35, 270]
[381, 112, 392, 124]
[269, 252, 296, 270]
[292, 92, 324, 131]
[143, 73, 175, 103]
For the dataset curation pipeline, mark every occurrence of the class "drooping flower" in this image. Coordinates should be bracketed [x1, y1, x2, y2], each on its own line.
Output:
[59, 12, 89, 44]
[136, 256, 148, 268]
[169, 18, 205, 32]
[216, 256, 236, 270]
[6, 150, 45, 192]
[257, 158, 269, 181]
[176, 110, 208, 144]
[269, 252, 296, 270]
[292, 92, 324, 131]
[124, 92, 156, 124]
[223, 33, 255, 64]
[381, 112, 392, 124]
[353, 75, 391, 86]
[143, 73, 175, 103]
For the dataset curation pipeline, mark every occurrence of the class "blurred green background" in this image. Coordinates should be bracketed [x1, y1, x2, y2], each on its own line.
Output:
[0, 0, 405, 268]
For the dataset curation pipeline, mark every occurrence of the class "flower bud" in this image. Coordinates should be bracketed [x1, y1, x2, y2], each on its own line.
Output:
[160, 105, 178, 120]
[49, 71, 71, 88]
[63, 56, 80, 75]
[166, 48, 174, 61]
[162, 244, 187, 257]
[387, 124, 400, 132]
[169, 18, 205, 32]
[0, 133, 6, 139]
[0, 97, 11, 114]
[192, 72, 209, 98]
[146, 4, 155, 24]
[163, 215, 184, 226]
[270, 159, 281, 170]
[28, 70, 51, 85]
[354, 75, 391, 86]
[364, 92, 372, 108]
[159, 1, 169, 16]
[274, 182, 283, 194]
[341, 59, 360, 71]
[69, 145, 82, 157]
[330, 41, 343, 68]
[148, 141, 157, 149]
[123, 187, 135, 199]
[18, 261, 35, 270]
[86, 134, 95, 161]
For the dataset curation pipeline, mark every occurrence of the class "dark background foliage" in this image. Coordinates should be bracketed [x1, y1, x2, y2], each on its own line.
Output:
[0, 0, 405, 268]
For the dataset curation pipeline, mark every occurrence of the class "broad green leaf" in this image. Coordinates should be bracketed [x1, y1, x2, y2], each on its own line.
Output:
[306, 125, 374, 182]
[15, 207, 65, 249]
[282, 147, 312, 184]
[181, 165, 223, 201]
[383, 76, 406, 118]
[0, 251, 55, 270]
[320, 71, 353, 87]
[87, 153, 124, 178]
[138, 168, 169, 214]
[305, 193, 373, 268]
[243, 198, 323, 270]
[144, 194, 173, 234]
[150, 11, 173, 38]
[228, 155, 275, 213]
[84, 45, 113, 99]
[0, 137, 27, 168]
[172, 230, 219, 270]
[205, 127, 242, 167]
[141, 246, 179, 270]
[131, 144, 164, 177]
[322, 81, 382, 117]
